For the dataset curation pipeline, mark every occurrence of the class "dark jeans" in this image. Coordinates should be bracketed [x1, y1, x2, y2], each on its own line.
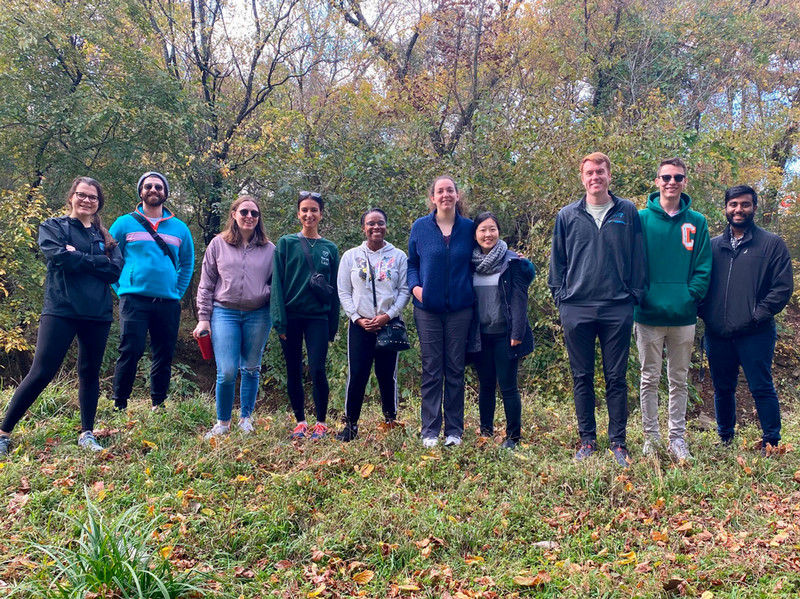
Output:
[1, 315, 111, 433]
[475, 333, 521, 441]
[559, 301, 634, 446]
[344, 323, 399, 425]
[112, 294, 181, 408]
[280, 317, 329, 423]
[706, 324, 781, 445]
[414, 306, 472, 439]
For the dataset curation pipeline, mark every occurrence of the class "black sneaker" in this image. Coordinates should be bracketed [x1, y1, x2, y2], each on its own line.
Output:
[500, 438, 518, 450]
[575, 439, 598, 461]
[336, 422, 358, 442]
[609, 443, 632, 468]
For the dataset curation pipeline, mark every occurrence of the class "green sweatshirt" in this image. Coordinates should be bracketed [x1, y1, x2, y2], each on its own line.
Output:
[271, 233, 340, 340]
[634, 192, 712, 326]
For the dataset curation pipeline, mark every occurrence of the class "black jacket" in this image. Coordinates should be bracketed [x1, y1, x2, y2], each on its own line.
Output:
[548, 193, 647, 306]
[39, 216, 124, 321]
[467, 252, 535, 360]
[699, 224, 793, 338]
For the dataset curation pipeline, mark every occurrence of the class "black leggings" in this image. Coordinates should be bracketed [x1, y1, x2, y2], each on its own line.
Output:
[280, 317, 329, 423]
[1, 315, 111, 434]
[344, 323, 398, 424]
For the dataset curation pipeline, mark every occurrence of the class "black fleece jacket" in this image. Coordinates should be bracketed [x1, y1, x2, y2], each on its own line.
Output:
[699, 224, 793, 338]
[39, 216, 124, 321]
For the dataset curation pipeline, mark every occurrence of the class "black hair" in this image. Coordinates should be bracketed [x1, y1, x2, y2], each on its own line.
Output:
[724, 185, 758, 206]
[360, 207, 388, 226]
[472, 211, 501, 236]
[297, 190, 324, 211]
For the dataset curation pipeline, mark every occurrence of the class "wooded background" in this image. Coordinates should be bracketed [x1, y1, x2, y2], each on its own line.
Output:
[1, 0, 798, 382]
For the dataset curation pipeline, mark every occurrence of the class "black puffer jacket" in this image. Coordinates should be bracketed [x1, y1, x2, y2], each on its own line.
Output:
[699, 224, 793, 337]
[39, 216, 124, 321]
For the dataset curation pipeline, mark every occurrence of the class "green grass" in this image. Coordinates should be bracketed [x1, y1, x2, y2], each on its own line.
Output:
[1, 385, 799, 598]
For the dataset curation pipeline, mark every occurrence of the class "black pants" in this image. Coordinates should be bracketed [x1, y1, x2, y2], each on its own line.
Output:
[343, 323, 399, 425]
[280, 317, 329, 423]
[475, 333, 521, 441]
[1, 315, 111, 433]
[414, 306, 472, 439]
[112, 294, 181, 408]
[559, 301, 634, 446]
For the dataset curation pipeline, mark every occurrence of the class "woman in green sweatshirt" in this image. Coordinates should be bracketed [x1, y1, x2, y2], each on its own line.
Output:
[271, 191, 340, 441]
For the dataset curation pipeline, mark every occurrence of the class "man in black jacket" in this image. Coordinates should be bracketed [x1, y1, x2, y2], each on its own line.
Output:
[700, 185, 793, 453]
[548, 152, 647, 467]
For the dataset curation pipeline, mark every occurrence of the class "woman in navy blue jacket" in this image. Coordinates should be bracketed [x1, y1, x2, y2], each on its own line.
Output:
[467, 213, 535, 450]
[407, 176, 474, 448]
[0, 177, 123, 458]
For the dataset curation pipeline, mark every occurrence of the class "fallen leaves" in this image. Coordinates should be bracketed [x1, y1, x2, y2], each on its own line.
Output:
[351, 569, 374, 584]
[356, 463, 375, 478]
[513, 571, 551, 587]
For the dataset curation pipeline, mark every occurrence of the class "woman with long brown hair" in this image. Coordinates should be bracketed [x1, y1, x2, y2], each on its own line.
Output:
[193, 195, 275, 439]
[0, 176, 123, 457]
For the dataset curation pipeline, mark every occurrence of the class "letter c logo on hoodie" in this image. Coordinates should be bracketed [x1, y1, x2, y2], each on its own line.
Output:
[681, 223, 696, 251]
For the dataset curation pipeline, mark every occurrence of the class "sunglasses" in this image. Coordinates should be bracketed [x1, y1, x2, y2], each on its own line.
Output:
[143, 183, 164, 191]
[237, 209, 260, 218]
[658, 174, 686, 183]
[74, 191, 99, 202]
[299, 191, 322, 200]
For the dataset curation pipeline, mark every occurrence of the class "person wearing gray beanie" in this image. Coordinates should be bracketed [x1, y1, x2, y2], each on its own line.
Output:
[136, 171, 169, 199]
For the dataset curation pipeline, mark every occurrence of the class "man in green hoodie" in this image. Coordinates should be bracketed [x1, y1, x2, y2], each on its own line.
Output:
[634, 158, 711, 461]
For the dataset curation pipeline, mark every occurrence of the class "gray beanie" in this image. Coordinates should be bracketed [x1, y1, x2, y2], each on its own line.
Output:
[137, 171, 169, 199]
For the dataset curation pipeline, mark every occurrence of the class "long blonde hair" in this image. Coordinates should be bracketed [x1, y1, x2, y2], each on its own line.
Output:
[221, 195, 269, 246]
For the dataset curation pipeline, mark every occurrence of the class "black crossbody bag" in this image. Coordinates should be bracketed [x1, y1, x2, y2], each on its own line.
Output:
[297, 233, 335, 302]
[130, 211, 177, 269]
[366, 253, 410, 352]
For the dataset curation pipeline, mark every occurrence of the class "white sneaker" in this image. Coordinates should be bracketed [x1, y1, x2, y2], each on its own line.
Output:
[444, 435, 462, 447]
[204, 423, 230, 440]
[422, 437, 438, 448]
[239, 417, 255, 434]
[78, 431, 103, 452]
[642, 436, 661, 457]
[668, 438, 693, 461]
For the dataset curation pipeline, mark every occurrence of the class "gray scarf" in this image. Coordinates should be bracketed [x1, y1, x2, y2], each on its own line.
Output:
[471, 239, 508, 274]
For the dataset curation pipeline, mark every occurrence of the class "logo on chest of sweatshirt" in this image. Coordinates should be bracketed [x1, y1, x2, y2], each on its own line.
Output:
[608, 212, 627, 225]
[320, 250, 331, 267]
[681, 223, 696, 251]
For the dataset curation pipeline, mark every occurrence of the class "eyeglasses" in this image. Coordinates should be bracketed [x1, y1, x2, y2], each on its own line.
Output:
[238, 209, 260, 218]
[143, 183, 164, 191]
[74, 191, 99, 202]
[658, 174, 686, 183]
[299, 191, 322, 200]
[365, 220, 386, 227]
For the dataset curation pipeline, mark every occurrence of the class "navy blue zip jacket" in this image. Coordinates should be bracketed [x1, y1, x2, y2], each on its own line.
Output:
[699, 224, 793, 338]
[39, 216, 124, 321]
[467, 252, 536, 360]
[407, 210, 474, 313]
[548, 193, 647, 306]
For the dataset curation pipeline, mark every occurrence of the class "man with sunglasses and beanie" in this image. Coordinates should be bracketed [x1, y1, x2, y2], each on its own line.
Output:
[109, 172, 195, 411]
[700, 185, 793, 455]
[634, 158, 711, 461]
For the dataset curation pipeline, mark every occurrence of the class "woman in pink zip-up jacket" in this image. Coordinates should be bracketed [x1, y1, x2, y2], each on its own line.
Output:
[193, 196, 275, 439]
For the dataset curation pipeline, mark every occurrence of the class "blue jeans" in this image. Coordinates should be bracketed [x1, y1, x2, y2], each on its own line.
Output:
[705, 323, 781, 445]
[211, 305, 272, 421]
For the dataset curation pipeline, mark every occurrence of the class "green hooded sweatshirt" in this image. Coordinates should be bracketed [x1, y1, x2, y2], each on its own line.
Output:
[634, 191, 712, 326]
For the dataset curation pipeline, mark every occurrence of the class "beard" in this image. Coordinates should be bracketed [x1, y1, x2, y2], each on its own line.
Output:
[726, 211, 754, 229]
[142, 191, 166, 207]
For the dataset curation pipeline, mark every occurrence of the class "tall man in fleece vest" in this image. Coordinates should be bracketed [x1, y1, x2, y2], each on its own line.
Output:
[109, 172, 194, 410]
[634, 158, 711, 461]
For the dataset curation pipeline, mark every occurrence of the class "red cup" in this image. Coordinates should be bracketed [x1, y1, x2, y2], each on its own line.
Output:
[196, 330, 213, 360]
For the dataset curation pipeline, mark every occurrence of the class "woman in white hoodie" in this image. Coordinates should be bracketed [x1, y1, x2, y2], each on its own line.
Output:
[336, 208, 411, 441]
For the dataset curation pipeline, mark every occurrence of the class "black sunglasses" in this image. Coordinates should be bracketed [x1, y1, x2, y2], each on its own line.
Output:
[299, 190, 322, 200]
[238, 209, 260, 218]
[143, 183, 164, 191]
[658, 174, 686, 183]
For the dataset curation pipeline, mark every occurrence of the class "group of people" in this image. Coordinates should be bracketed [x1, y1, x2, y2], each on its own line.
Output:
[0, 156, 793, 464]
[550, 153, 793, 466]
